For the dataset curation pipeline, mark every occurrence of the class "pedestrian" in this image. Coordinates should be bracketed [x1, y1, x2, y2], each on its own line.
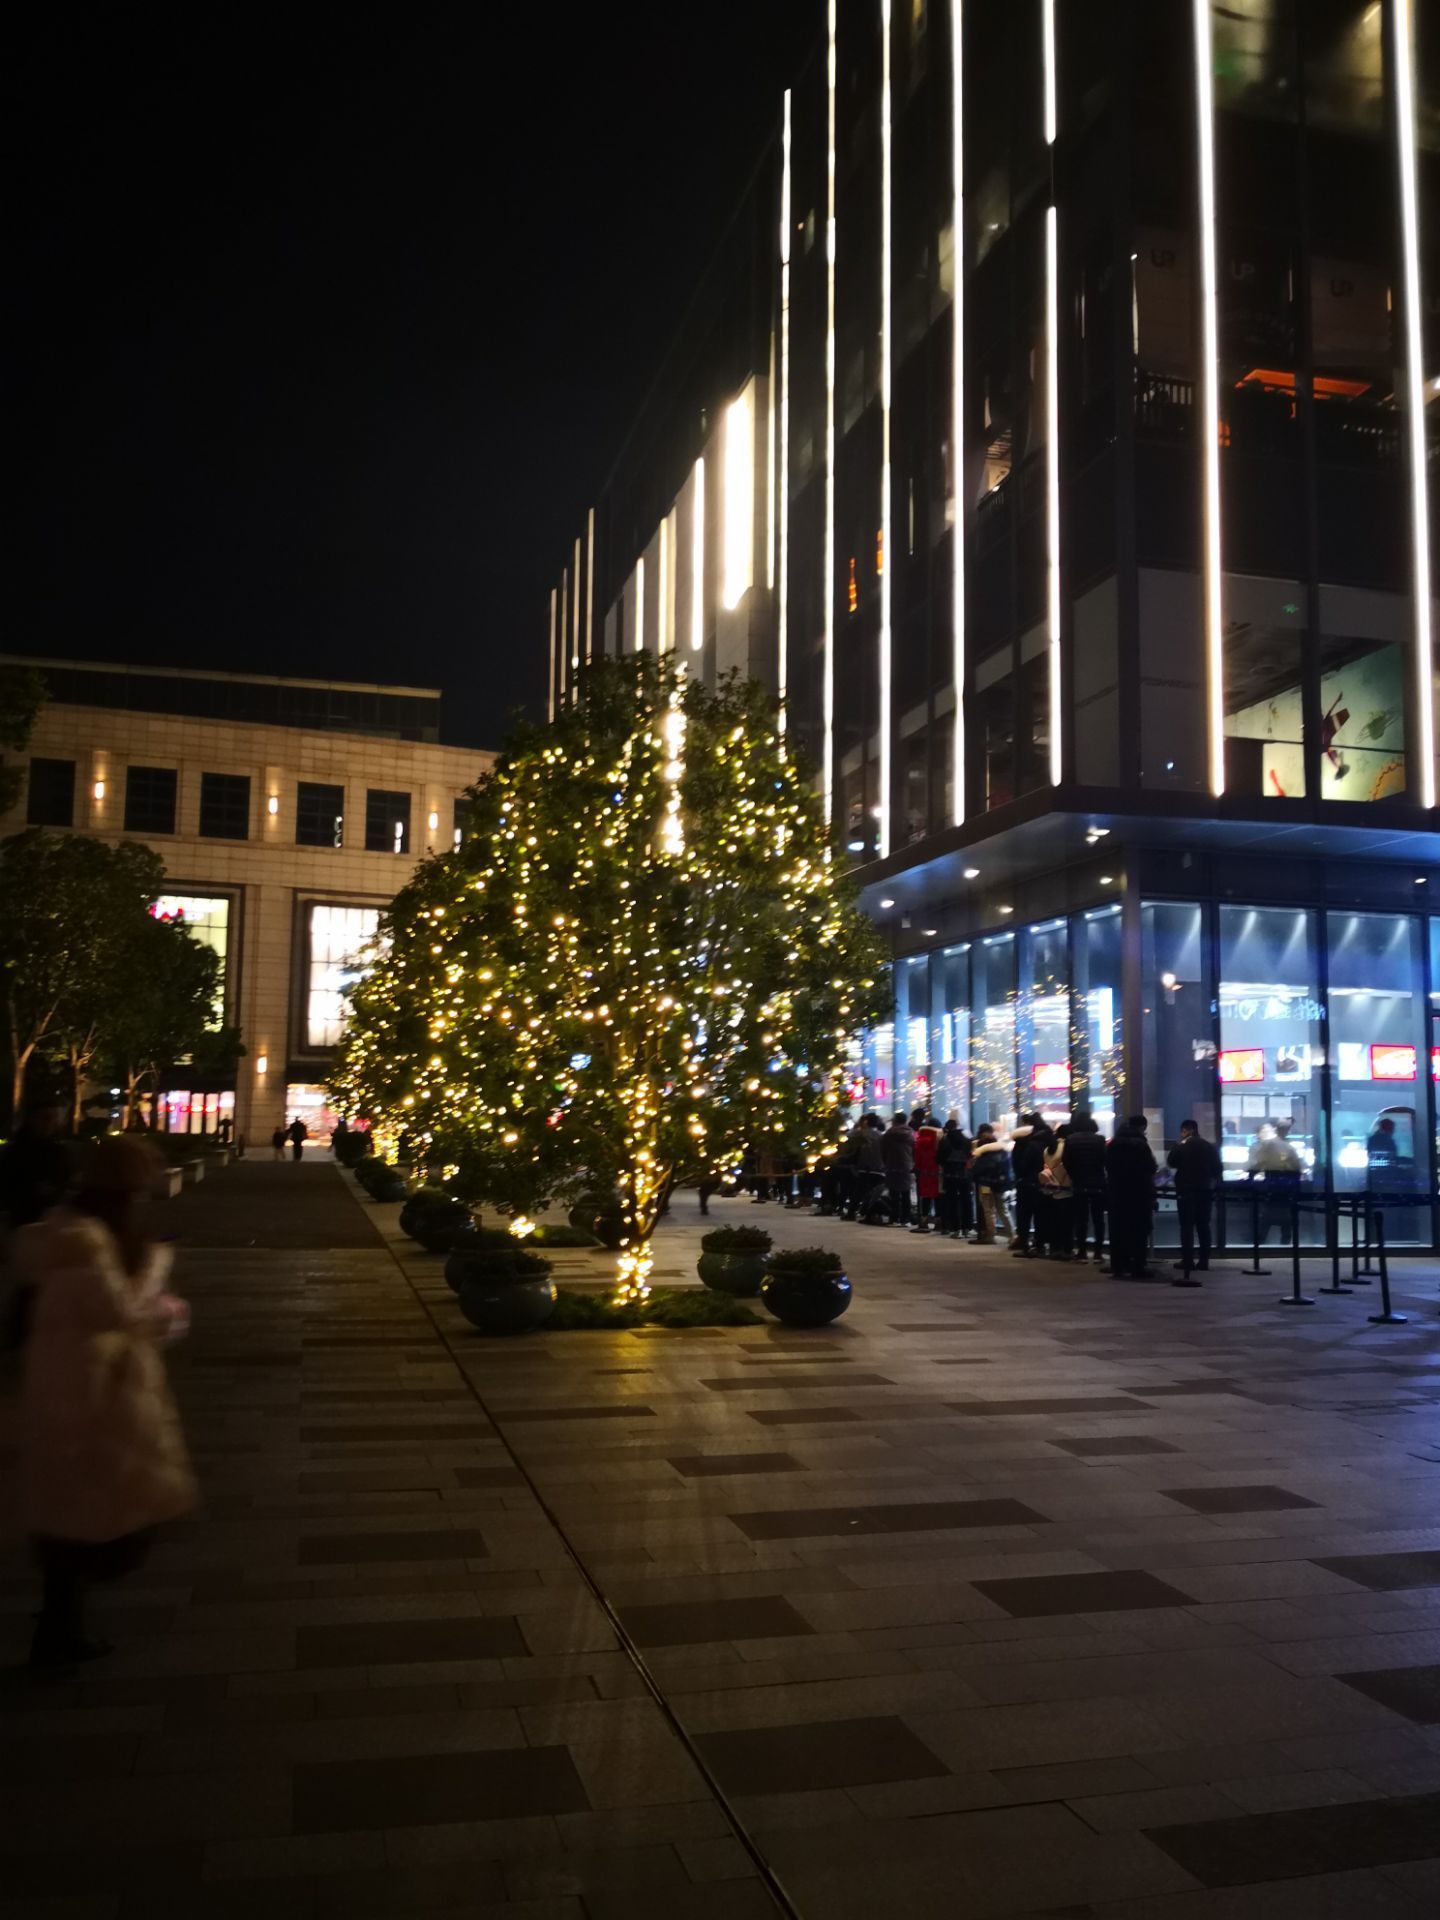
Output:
[1106, 1114, 1159, 1278]
[936, 1115, 974, 1238]
[1010, 1113, 1054, 1256]
[832, 1119, 865, 1220]
[287, 1116, 308, 1163]
[1167, 1118, 1222, 1276]
[1062, 1110, 1107, 1263]
[880, 1112, 916, 1226]
[969, 1125, 1013, 1244]
[16, 1134, 196, 1670]
[270, 1125, 286, 1162]
[1247, 1120, 1301, 1244]
[912, 1112, 942, 1233]
[1040, 1127, 1074, 1258]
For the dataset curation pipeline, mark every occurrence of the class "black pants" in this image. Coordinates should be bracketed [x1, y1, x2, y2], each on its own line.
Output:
[1177, 1190, 1213, 1271]
[32, 1532, 149, 1652]
[1043, 1196, 1074, 1255]
[291, 1141, 303, 1162]
[1015, 1184, 1045, 1250]
[1108, 1203, 1152, 1276]
[885, 1174, 912, 1224]
[938, 1184, 973, 1234]
[1073, 1189, 1105, 1257]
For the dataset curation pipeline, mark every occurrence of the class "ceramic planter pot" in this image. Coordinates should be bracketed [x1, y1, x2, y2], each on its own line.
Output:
[456, 1273, 557, 1334]
[760, 1268, 852, 1327]
[399, 1195, 468, 1244]
[372, 1173, 410, 1203]
[696, 1251, 767, 1297]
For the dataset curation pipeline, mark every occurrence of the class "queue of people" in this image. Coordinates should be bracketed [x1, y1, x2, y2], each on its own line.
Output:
[815, 1106, 1226, 1281]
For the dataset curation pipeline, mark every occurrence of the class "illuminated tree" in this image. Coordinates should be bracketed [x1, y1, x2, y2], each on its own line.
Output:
[332, 658, 888, 1298]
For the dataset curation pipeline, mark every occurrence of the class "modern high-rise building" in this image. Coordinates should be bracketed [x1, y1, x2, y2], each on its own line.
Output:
[551, 2, 1440, 1239]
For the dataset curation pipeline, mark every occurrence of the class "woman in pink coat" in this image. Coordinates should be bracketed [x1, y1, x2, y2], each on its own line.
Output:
[911, 1110, 943, 1234]
[18, 1135, 195, 1669]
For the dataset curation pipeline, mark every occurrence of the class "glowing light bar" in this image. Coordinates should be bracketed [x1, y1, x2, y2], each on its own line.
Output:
[1042, 0, 1056, 146]
[766, 326, 776, 594]
[823, 0, 838, 822]
[778, 87, 793, 729]
[547, 586, 557, 721]
[1393, 0, 1437, 809]
[1046, 203, 1062, 787]
[1193, 0, 1226, 796]
[571, 536, 581, 670]
[559, 568, 569, 702]
[585, 506, 595, 659]
[878, 0, 894, 857]
[722, 389, 753, 611]
[951, 0, 965, 823]
[635, 554, 645, 654]
[658, 514, 670, 654]
[691, 455, 705, 651]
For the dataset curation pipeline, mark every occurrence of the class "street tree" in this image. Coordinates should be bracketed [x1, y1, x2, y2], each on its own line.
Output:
[102, 910, 223, 1128]
[332, 658, 889, 1298]
[0, 665, 45, 817]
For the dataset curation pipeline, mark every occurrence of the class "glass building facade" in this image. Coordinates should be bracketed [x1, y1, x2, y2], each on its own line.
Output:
[551, 0, 1439, 1239]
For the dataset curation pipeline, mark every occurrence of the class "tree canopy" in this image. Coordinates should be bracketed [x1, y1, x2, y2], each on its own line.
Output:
[331, 659, 889, 1295]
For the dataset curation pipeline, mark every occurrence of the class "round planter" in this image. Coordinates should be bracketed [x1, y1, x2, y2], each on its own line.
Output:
[696, 1251, 766, 1297]
[457, 1273, 557, 1335]
[399, 1195, 468, 1244]
[369, 1173, 409, 1203]
[760, 1268, 852, 1328]
[415, 1216, 477, 1255]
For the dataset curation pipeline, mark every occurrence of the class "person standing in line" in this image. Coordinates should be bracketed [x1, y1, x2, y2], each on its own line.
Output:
[1010, 1113, 1053, 1257]
[286, 1116, 308, 1163]
[969, 1124, 1013, 1245]
[1040, 1126, 1074, 1259]
[270, 1125, 287, 1162]
[880, 1112, 916, 1226]
[1168, 1118, 1222, 1277]
[1106, 1114, 1159, 1279]
[1062, 1110, 1107, 1263]
[17, 1135, 196, 1669]
[936, 1115, 974, 1238]
[911, 1112, 942, 1233]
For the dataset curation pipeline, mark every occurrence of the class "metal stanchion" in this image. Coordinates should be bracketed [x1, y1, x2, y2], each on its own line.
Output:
[1242, 1184, 1271, 1277]
[1277, 1190, 1313, 1306]
[1367, 1207, 1407, 1326]
[1319, 1192, 1353, 1296]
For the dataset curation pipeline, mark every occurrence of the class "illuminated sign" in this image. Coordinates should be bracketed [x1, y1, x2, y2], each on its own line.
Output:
[1218, 1048, 1265, 1084]
[1370, 1043, 1417, 1083]
[1432, 1047, 1440, 1083]
[1031, 1061, 1070, 1093]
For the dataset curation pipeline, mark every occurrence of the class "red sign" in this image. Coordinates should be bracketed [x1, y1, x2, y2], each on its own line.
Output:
[1218, 1048, 1265, 1084]
[1370, 1043, 1417, 1083]
[1432, 1047, 1440, 1084]
[1031, 1061, 1070, 1093]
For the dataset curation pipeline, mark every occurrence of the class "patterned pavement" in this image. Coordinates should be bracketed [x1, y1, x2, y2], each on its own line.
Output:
[1, 1163, 1438, 1918]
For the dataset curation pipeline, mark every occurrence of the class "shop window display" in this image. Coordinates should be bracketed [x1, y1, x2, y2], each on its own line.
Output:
[1328, 911, 1428, 1243]
[931, 944, 971, 1126]
[971, 933, 1017, 1128]
[1018, 919, 1071, 1127]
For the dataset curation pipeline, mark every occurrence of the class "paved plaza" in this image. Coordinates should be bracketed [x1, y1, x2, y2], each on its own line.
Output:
[2, 1163, 1439, 1918]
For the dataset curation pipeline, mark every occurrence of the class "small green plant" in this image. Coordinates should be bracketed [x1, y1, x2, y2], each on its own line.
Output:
[700, 1225, 773, 1255]
[763, 1246, 843, 1275]
[451, 1246, 553, 1279]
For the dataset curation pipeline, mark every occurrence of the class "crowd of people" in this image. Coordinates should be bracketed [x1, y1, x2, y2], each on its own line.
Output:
[752, 1107, 1228, 1281]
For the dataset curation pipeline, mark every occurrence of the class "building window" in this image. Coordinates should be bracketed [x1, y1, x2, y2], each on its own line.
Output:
[365, 789, 410, 854]
[198, 771, 251, 840]
[453, 797, 471, 849]
[124, 765, 177, 835]
[1328, 912, 1426, 1239]
[305, 904, 380, 1049]
[151, 893, 230, 1024]
[26, 757, 75, 827]
[296, 781, 344, 848]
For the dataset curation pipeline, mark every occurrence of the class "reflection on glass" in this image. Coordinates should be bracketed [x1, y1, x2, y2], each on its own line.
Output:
[1074, 906, 1123, 1135]
[1018, 919, 1070, 1125]
[971, 933, 1017, 1127]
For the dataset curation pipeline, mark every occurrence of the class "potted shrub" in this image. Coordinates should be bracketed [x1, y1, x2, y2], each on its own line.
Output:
[399, 1188, 474, 1252]
[370, 1168, 410, 1203]
[446, 1246, 556, 1335]
[760, 1246, 851, 1328]
[697, 1224, 772, 1297]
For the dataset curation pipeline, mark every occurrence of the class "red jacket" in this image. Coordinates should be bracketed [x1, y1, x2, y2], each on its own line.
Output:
[914, 1125, 942, 1200]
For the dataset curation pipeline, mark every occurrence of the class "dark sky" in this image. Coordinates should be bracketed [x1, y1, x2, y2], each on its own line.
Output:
[13, 5, 817, 747]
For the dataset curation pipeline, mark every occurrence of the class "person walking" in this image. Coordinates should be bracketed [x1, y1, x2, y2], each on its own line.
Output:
[287, 1117, 308, 1164]
[1010, 1114, 1053, 1256]
[880, 1112, 916, 1226]
[969, 1124, 1013, 1245]
[1062, 1111, 1107, 1263]
[1167, 1118, 1222, 1278]
[1106, 1114, 1159, 1278]
[270, 1125, 287, 1162]
[912, 1112, 942, 1233]
[936, 1116, 974, 1238]
[16, 1135, 196, 1669]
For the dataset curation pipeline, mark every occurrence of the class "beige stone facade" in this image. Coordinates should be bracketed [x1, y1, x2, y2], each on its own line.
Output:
[1, 669, 491, 1145]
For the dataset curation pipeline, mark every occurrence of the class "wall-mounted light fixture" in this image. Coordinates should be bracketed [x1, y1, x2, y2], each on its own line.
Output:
[93, 779, 106, 801]
[256, 1054, 268, 1076]
[267, 794, 279, 816]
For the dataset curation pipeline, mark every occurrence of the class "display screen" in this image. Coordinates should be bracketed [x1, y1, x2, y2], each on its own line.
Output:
[1218, 1048, 1265, 1084]
[1370, 1043, 1417, 1083]
[1031, 1061, 1070, 1092]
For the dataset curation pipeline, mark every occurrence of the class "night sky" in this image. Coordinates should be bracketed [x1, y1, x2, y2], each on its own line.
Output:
[13, 5, 817, 747]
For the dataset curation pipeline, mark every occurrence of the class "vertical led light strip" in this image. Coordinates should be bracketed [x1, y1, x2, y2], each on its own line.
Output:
[547, 587, 557, 721]
[1393, 0, 1437, 809]
[823, 0, 838, 822]
[951, 0, 966, 823]
[1193, 0, 1226, 795]
[691, 456, 706, 651]
[585, 507, 595, 660]
[778, 88, 793, 730]
[878, 0, 894, 857]
[766, 328, 777, 593]
[571, 536, 582, 673]
[559, 568, 569, 704]
[635, 555, 646, 654]
[1042, 0, 1062, 788]
[658, 516, 670, 653]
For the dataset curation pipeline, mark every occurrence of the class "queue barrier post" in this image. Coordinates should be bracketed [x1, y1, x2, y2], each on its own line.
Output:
[1241, 1184, 1271, 1278]
[1366, 1205, 1407, 1326]
[1318, 1192, 1353, 1296]
[1277, 1190, 1313, 1307]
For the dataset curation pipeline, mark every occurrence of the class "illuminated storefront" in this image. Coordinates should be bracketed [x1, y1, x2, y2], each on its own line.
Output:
[303, 904, 380, 1050]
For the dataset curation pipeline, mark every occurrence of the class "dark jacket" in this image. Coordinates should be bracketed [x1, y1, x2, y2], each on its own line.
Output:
[853, 1128, 886, 1175]
[1011, 1125, 1053, 1186]
[970, 1141, 1012, 1188]
[1168, 1134, 1222, 1192]
[1060, 1120, 1107, 1193]
[936, 1126, 973, 1185]
[1106, 1128, 1158, 1207]
[880, 1123, 916, 1177]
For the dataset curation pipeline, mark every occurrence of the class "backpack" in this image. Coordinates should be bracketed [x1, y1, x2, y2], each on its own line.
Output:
[975, 1148, 1011, 1188]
